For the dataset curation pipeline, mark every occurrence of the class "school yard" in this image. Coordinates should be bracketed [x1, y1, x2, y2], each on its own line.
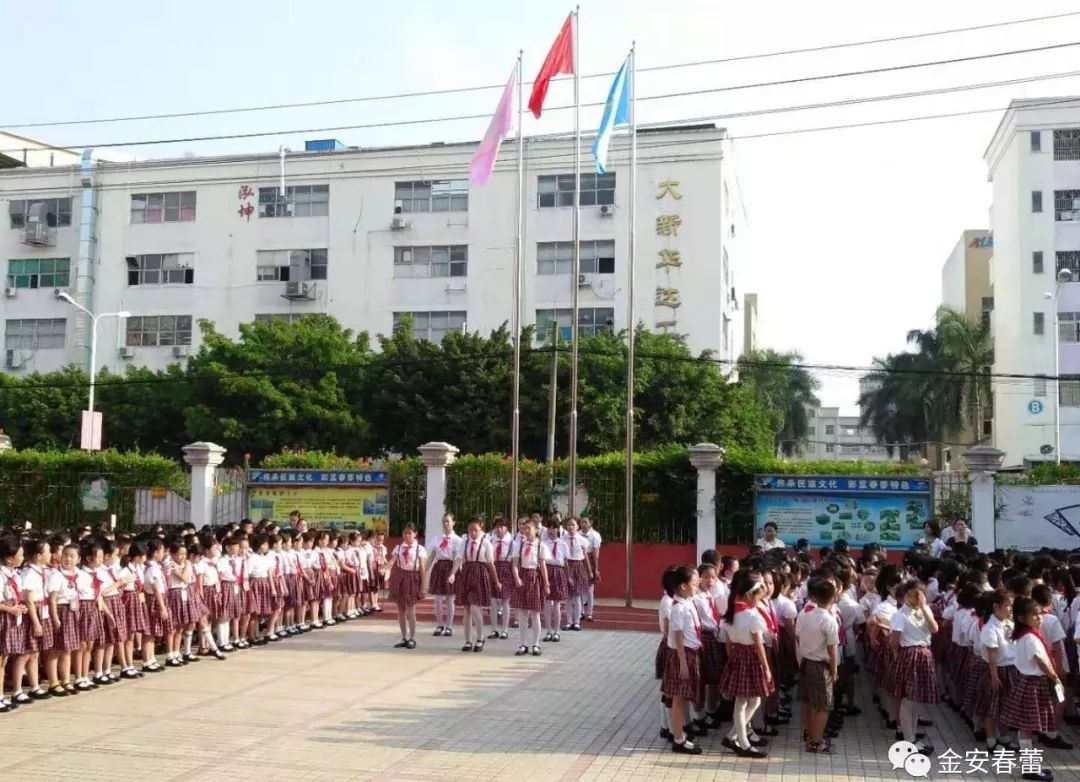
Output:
[3, 609, 1080, 782]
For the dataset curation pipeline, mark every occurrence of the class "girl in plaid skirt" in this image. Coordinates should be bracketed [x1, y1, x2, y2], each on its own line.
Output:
[869, 565, 902, 730]
[951, 584, 982, 729]
[120, 542, 150, 678]
[48, 544, 85, 694]
[426, 515, 460, 638]
[656, 567, 678, 740]
[189, 541, 226, 660]
[486, 517, 515, 641]
[76, 542, 109, 689]
[1032, 584, 1073, 749]
[663, 565, 704, 755]
[544, 532, 569, 642]
[889, 581, 939, 757]
[18, 539, 55, 700]
[164, 541, 199, 665]
[388, 524, 428, 649]
[143, 540, 171, 672]
[0, 536, 28, 712]
[449, 517, 500, 652]
[718, 569, 772, 758]
[511, 519, 549, 657]
[693, 563, 727, 733]
[1003, 597, 1061, 782]
[975, 589, 1020, 753]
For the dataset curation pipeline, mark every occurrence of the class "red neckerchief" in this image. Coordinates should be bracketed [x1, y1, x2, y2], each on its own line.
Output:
[401, 544, 411, 567]
[439, 536, 451, 552]
[757, 600, 778, 635]
[707, 595, 721, 624]
[523, 540, 533, 559]
[134, 567, 143, 592]
[2, 567, 20, 602]
[733, 600, 754, 613]
[495, 538, 504, 560]
[803, 603, 815, 613]
[87, 567, 102, 599]
[1032, 628, 1055, 663]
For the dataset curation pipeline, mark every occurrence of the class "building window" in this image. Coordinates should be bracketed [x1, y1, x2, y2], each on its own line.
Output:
[254, 313, 312, 324]
[9, 198, 72, 229]
[127, 254, 194, 286]
[258, 185, 329, 218]
[825, 424, 835, 435]
[537, 173, 615, 208]
[983, 419, 993, 436]
[393, 245, 467, 278]
[981, 296, 994, 329]
[130, 191, 196, 223]
[1031, 131, 1042, 152]
[1057, 251, 1080, 280]
[393, 311, 467, 342]
[1035, 376, 1048, 397]
[825, 443, 835, 454]
[536, 240, 615, 275]
[394, 180, 468, 213]
[1060, 312, 1080, 342]
[1034, 250, 1044, 274]
[256, 249, 328, 282]
[1035, 312, 1045, 335]
[1054, 129, 1080, 161]
[125, 315, 193, 347]
[5, 318, 66, 350]
[6, 258, 70, 289]
[535, 307, 615, 340]
[1033, 191, 1044, 213]
[1055, 190, 1080, 221]
[807, 426, 816, 436]
[1062, 376, 1080, 407]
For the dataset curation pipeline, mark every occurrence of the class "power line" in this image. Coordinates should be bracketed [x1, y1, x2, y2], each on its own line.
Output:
[4, 40, 1079, 154]
[4, 10, 1078, 130]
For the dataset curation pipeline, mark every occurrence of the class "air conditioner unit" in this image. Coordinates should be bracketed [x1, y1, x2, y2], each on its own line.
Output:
[282, 280, 316, 300]
[22, 202, 54, 247]
[118, 346, 136, 360]
[4, 349, 25, 370]
[578, 273, 591, 287]
[390, 216, 410, 231]
[4, 287, 15, 299]
[599, 204, 613, 217]
[172, 345, 190, 358]
[445, 279, 467, 293]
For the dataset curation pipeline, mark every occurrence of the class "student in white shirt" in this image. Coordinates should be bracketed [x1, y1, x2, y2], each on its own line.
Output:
[835, 567, 865, 718]
[889, 582, 940, 756]
[662, 565, 704, 755]
[718, 570, 772, 758]
[486, 516, 515, 641]
[579, 516, 602, 621]
[448, 517, 499, 652]
[563, 517, 593, 631]
[656, 568, 679, 741]
[387, 523, 428, 649]
[16, 539, 52, 701]
[0, 536, 28, 711]
[543, 529, 569, 642]
[795, 577, 840, 754]
[511, 519, 549, 657]
[978, 589, 1018, 753]
[1032, 584, 1073, 749]
[426, 514, 460, 638]
[693, 563, 726, 732]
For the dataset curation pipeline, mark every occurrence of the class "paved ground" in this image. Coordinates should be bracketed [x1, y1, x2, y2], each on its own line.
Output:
[3, 613, 1080, 782]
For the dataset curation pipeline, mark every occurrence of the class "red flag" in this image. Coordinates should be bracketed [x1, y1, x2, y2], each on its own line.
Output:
[528, 13, 574, 119]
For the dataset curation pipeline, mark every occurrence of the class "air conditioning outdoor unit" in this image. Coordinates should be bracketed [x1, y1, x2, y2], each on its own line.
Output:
[22, 202, 54, 247]
[445, 279, 467, 293]
[5, 349, 25, 370]
[578, 273, 591, 287]
[118, 346, 136, 360]
[391, 216, 410, 231]
[4, 287, 15, 299]
[283, 280, 316, 300]
[172, 345, 190, 358]
[599, 204, 613, 217]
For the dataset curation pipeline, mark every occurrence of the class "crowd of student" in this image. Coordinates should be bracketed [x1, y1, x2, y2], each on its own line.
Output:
[656, 536, 1075, 782]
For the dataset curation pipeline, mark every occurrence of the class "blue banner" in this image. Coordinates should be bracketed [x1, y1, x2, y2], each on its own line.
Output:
[247, 469, 388, 487]
[755, 475, 930, 494]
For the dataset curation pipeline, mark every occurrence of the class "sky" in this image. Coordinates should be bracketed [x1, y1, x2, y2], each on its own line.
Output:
[3, 0, 1080, 414]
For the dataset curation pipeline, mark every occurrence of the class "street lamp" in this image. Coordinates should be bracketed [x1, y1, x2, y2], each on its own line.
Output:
[54, 290, 130, 432]
[1046, 268, 1074, 464]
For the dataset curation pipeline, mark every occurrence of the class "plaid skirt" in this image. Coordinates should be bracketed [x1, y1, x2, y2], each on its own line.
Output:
[78, 601, 104, 646]
[1001, 673, 1057, 733]
[963, 656, 989, 714]
[428, 560, 454, 596]
[102, 593, 128, 644]
[455, 561, 493, 607]
[245, 578, 274, 617]
[284, 574, 302, 608]
[271, 575, 287, 610]
[566, 560, 589, 596]
[166, 588, 199, 626]
[147, 595, 173, 638]
[701, 629, 726, 686]
[388, 569, 422, 607]
[315, 572, 334, 600]
[777, 628, 798, 687]
[547, 565, 570, 602]
[800, 658, 835, 712]
[190, 585, 210, 622]
[219, 584, 240, 621]
[661, 644, 702, 701]
[0, 607, 27, 655]
[28, 606, 55, 653]
[971, 664, 1019, 723]
[951, 645, 974, 686]
[587, 551, 599, 585]
[655, 637, 669, 680]
[202, 584, 223, 621]
[875, 645, 898, 692]
[123, 590, 150, 635]
[344, 571, 362, 595]
[890, 645, 940, 703]
[300, 573, 318, 603]
[719, 642, 773, 699]
[932, 623, 951, 663]
[53, 604, 82, 652]
[493, 561, 513, 600]
[511, 568, 544, 612]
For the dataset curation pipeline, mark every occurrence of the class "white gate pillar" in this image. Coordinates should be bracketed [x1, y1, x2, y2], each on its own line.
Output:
[688, 443, 725, 562]
[963, 445, 1005, 550]
[419, 442, 459, 542]
[183, 442, 227, 529]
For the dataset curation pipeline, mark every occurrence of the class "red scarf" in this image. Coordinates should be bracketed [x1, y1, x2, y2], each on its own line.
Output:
[3, 569, 20, 603]
[495, 540, 503, 560]
[733, 600, 754, 613]
[1032, 628, 1055, 665]
[757, 601, 778, 636]
[439, 536, 450, 552]
[707, 595, 721, 624]
[803, 603, 815, 613]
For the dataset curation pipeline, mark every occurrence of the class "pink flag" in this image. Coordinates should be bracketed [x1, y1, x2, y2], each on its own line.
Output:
[470, 67, 517, 186]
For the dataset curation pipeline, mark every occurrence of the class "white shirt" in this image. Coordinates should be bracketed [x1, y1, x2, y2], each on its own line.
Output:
[872, 596, 898, 636]
[953, 608, 975, 646]
[143, 561, 166, 595]
[890, 605, 933, 647]
[217, 556, 237, 583]
[119, 563, 143, 592]
[455, 536, 493, 564]
[1042, 612, 1067, 672]
[584, 528, 601, 555]
[77, 567, 100, 600]
[18, 565, 48, 602]
[919, 537, 948, 556]
[0, 565, 22, 603]
[970, 616, 987, 658]
[756, 537, 786, 551]
[667, 598, 703, 651]
[546, 538, 567, 567]
[1014, 632, 1052, 677]
[512, 538, 547, 570]
[796, 603, 840, 663]
[837, 593, 864, 655]
[775, 594, 798, 627]
[47, 569, 83, 605]
[659, 594, 674, 634]
[246, 553, 271, 579]
[726, 606, 767, 645]
[859, 592, 882, 619]
[392, 542, 426, 572]
[693, 591, 721, 633]
[564, 533, 589, 561]
[981, 615, 1016, 667]
[489, 532, 514, 562]
[197, 559, 220, 588]
[428, 533, 460, 562]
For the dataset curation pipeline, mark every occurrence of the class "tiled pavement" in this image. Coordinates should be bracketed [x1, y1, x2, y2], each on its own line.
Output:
[3, 616, 1080, 782]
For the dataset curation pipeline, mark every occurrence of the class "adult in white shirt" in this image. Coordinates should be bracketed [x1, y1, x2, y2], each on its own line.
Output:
[940, 519, 979, 550]
[756, 522, 786, 552]
[918, 522, 948, 557]
[579, 517, 602, 621]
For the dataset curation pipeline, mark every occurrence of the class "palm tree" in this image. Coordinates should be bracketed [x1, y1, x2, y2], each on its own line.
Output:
[738, 349, 821, 456]
[934, 306, 993, 442]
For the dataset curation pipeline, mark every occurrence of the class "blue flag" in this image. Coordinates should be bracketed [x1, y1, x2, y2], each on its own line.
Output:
[592, 57, 631, 174]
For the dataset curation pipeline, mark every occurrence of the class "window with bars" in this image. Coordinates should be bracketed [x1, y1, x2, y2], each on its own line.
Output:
[1055, 190, 1080, 221]
[254, 313, 313, 324]
[5, 318, 66, 350]
[1062, 376, 1080, 407]
[534, 308, 615, 340]
[393, 245, 467, 278]
[9, 198, 72, 228]
[7, 258, 70, 289]
[1057, 251, 1080, 279]
[125, 315, 193, 347]
[130, 191, 196, 223]
[394, 180, 468, 213]
[256, 249, 328, 282]
[537, 173, 616, 208]
[536, 240, 616, 275]
[1060, 312, 1080, 343]
[1054, 129, 1080, 161]
[1034, 376, 1048, 397]
[127, 253, 194, 286]
[258, 185, 329, 218]
[393, 311, 467, 342]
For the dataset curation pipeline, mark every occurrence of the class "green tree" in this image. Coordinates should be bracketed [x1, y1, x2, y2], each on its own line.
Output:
[96, 365, 192, 454]
[736, 349, 821, 456]
[934, 305, 992, 441]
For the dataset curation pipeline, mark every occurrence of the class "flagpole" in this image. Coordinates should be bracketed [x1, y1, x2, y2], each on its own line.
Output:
[624, 42, 636, 609]
[568, 4, 581, 517]
[511, 51, 524, 534]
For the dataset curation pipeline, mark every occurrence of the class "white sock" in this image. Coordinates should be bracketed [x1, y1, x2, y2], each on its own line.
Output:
[218, 622, 230, 647]
[183, 632, 193, 656]
[660, 702, 671, 730]
[446, 596, 456, 627]
[531, 611, 543, 646]
[900, 699, 917, 743]
[201, 628, 218, 651]
[322, 598, 332, 622]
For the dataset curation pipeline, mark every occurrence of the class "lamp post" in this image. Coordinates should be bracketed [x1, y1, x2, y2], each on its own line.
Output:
[1047, 268, 1074, 464]
[55, 291, 130, 443]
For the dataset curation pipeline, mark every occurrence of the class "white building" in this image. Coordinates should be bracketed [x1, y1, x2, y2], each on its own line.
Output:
[802, 406, 897, 462]
[985, 99, 1080, 467]
[0, 125, 744, 377]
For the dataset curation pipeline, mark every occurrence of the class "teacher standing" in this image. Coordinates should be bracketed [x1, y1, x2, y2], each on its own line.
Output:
[756, 521, 786, 552]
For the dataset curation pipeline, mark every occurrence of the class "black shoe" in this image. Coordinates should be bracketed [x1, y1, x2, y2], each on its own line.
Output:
[488, 631, 500, 640]
[845, 705, 863, 716]
[974, 729, 987, 742]
[212, 649, 227, 661]
[434, 626, 444, 637]
[531, 645, 541, 656]
[183, 654, 199, 663]
[461, 642, 473, 652]
[29, 688, 50, 700]
[405, 639, 416, 649]
[166, 658, 183, 668]
[499, 631, 508, 640]
[748, 736, 769, 748]
[1039, 734, 1074, 750]
[918, 718, 933, 727]
[444, 627, 453, 637]
[692, 719, 709, 735]
[394, 639, 409, 648]
[474, 641, 484, 653]
[758, 726, 779, 737]
[672, 739, 702, 755]
[660, 728, 673, 741]
[515, 645, 528, 656]
[1022, 772, 1053, 782]
[917, 743, 935, 756]
[12, 692, 31, 705]
[121, 669, 140, 680]
[734, 744, 768, 758]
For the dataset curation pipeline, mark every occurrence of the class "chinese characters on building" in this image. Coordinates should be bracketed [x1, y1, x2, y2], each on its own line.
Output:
[238, 184, 255, 221]
[654, 179, 683, 334]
